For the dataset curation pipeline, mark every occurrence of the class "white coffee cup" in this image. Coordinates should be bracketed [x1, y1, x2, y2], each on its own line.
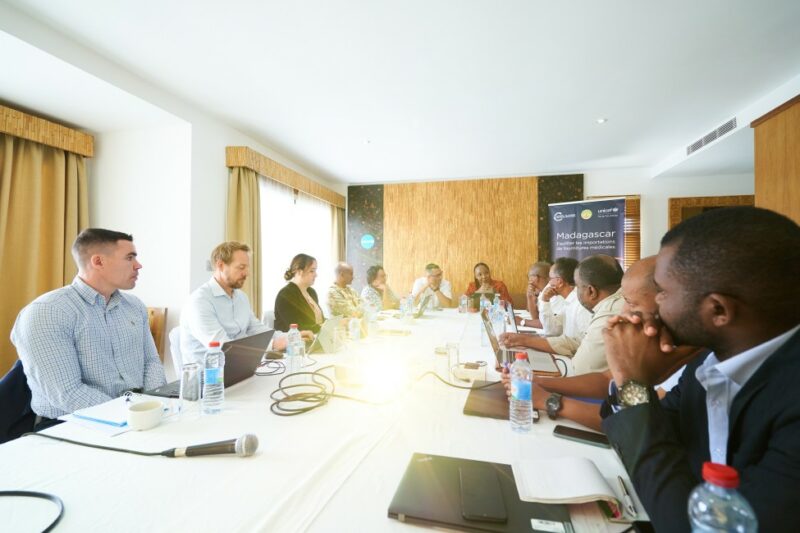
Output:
[127, 400, 164, 431]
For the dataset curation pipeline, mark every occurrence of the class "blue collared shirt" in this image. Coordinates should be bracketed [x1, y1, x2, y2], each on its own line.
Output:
[11, 277, 166, 418]
[180, 277, 274, 365]
[696, 324, 800, 463]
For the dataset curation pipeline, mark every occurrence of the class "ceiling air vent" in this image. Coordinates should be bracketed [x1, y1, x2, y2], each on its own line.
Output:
[686, 117, 738, 156]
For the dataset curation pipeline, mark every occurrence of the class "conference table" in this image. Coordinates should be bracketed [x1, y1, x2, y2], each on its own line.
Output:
[1, 309, 645, 532]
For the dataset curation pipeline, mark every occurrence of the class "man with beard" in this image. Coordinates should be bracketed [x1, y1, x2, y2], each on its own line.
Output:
[601, 207, 800, 532]
[181, 242, 303, 364]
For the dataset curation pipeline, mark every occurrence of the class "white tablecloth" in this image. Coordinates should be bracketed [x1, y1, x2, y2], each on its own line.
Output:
[0, 309, 642, 532]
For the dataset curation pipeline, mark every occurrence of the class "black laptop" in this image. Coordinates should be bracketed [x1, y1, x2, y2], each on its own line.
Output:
[146, 330, 275, 398]
[388, 453, 573, 532]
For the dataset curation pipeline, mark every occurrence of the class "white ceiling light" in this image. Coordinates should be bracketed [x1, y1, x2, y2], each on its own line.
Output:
[596, 118, 608, 124]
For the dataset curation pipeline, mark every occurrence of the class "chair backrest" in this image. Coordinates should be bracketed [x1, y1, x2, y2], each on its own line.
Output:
[0, 360, 35, 443]
[262, 310, 275, 329]
[168, 326, 183, 378]
[147, 307, 168, 360]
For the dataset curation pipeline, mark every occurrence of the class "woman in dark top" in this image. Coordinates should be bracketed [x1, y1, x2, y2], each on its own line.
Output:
[274, 254, 325, 333]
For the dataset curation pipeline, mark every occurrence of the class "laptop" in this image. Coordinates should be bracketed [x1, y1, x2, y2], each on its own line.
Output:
[504, 301, 518, 334]
[462, 381, 509, 420]
[146, 330, 275, 398]
[481, 309, 560, 376]
[388, 453, 573, 532]
[413, 294, 432, 318]
[306, 316, 344, 354]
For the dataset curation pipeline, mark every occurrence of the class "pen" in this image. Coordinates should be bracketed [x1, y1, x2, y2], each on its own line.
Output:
[617, 476, 637, 517]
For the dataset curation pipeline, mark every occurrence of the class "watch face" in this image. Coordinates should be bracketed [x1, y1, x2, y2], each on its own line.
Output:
[620, 381, 649, 406]
[546, 394, 561, 418]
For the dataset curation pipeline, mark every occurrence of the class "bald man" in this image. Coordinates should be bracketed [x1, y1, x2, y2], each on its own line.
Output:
[327, 262, 362, 318]
[501, 254, 625, 374]
[501, 256, 698, 430]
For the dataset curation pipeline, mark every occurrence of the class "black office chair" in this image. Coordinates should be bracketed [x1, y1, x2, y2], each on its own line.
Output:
[0, 360, 36, 443]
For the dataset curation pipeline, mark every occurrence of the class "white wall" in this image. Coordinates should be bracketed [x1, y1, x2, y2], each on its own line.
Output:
[0, 3, 346, 377]
[584, 168, 755, 256]
[88, 123, 192, 311]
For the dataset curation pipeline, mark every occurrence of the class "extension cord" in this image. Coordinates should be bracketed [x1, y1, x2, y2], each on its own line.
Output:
[451, 364, 487, 382]
[334, 364, 366, 387]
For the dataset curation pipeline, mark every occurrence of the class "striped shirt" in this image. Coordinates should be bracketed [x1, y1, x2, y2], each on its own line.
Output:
[11, 277, 166, 418]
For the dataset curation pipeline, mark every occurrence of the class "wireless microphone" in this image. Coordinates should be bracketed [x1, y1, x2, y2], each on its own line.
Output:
[161, 434, 259, 458]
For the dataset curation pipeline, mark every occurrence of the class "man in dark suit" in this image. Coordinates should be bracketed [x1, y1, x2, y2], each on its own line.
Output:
[601, 206, 800, 533]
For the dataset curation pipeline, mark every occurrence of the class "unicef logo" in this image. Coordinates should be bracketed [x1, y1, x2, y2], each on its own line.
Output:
[581, 209, 593, 220]
[553, 212, 564, 222]
[360, 234, 375, 250]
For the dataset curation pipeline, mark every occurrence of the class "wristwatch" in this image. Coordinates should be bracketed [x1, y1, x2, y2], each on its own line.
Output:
[618, 380, 650, 408]
[519, 318, 527, 327]
[546, 393, 563, 420]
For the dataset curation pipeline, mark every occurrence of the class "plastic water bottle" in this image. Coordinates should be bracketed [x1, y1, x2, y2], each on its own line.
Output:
[492, 294, 501, 313]
[286, 324, 302, 373]
[491, 302, 506, 336]
[399, 295, 409, 317]
[688, 462, 757, 532]
[459, 294, 468, 313]
[510, 352, 533, 432]
[202, 341, 225, 414]
[480, 294, 490, 313]
[349, 317, 362, 340]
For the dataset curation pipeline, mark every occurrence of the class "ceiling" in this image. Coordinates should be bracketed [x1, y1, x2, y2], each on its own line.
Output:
[0, 29, 181, 133]
[3, 0, 800, 184]
[657, 127, 754, 178]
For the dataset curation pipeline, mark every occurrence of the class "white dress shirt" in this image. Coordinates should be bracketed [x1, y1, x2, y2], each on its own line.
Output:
[541, 289, 593, 339]
[695, 324, 800, 464]
[540, 293, 566, 335]
[411, 277, 452, 309]
[180, 277, 279, 365]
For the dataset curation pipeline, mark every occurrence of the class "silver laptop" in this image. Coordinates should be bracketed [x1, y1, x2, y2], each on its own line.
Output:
[505, 300, 518, 333]
[413, 294, 432, 318]
[480, 309, 560, 375]
[307, 316, 344, 353]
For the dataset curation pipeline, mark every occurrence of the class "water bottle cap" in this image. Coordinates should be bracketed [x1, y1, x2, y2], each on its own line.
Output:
[208, 341, 220, 347]
[701, 462, 739, 488]
[290, 324, 298, 329]
[515, 352, 527, 360]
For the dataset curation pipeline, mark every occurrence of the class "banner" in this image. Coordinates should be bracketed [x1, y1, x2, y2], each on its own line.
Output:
[548, 198, 625, 262]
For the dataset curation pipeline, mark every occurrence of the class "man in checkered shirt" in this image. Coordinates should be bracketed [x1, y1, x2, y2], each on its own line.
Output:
[11, 228, 166, 428]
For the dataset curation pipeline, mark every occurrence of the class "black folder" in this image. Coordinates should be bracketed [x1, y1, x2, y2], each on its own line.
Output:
[388, 453, 573, 532]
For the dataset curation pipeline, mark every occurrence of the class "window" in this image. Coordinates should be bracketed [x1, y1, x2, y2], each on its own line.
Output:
[259, 178, 336, 315]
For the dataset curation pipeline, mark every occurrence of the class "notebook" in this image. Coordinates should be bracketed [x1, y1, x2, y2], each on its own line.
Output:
[512, 457, 630, 519]
[146, 330, 275, 398]
[481, 309, 560, 376]
[388, 453, 573, 532]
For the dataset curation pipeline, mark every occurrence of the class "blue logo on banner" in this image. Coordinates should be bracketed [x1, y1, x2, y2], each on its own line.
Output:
[361, 234, 375, 250]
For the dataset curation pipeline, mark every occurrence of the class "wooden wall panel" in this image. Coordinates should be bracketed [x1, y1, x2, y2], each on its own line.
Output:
[383, 177, 538, 306]
[753, 97, 800, 225]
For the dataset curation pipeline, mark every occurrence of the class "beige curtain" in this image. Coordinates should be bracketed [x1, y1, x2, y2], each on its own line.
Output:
[0, 133, 89, 374]
[226, 166, 262, 318]
[331, 205, 345, 264]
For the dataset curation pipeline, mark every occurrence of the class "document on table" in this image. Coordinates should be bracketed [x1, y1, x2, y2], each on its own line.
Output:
[58, 395, 174, 435]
